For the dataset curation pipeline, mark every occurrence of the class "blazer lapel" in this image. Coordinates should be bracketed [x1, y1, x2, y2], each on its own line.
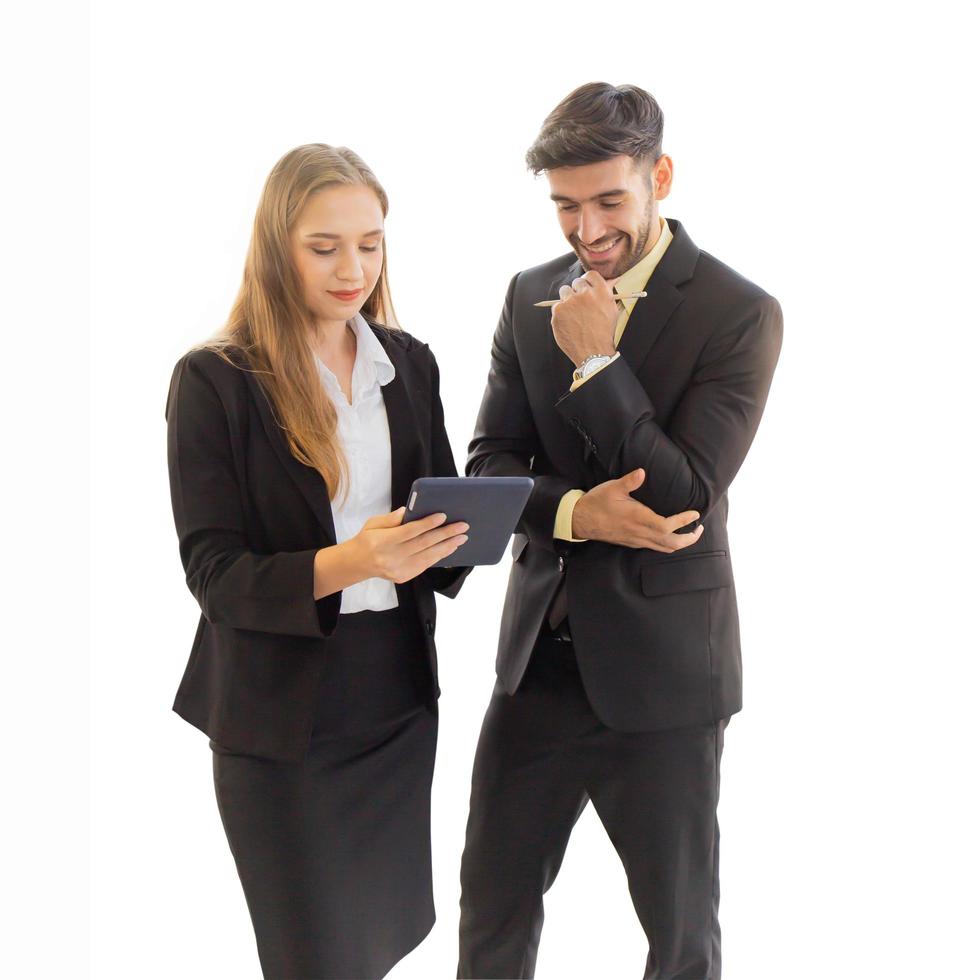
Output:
[244, 366, 337, 541]
[545, 220, 701, 381]
[615, 218, 700, 376]
[615, 278, 685, 375]
[379, 347, 427, 510]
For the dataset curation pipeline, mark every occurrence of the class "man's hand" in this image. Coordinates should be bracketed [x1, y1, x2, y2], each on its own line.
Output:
[551, 270, 618, 367]
[572, 468, 704, 552]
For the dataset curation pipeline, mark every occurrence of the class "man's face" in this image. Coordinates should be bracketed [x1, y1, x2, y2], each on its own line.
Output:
[546, 155, 671, 280]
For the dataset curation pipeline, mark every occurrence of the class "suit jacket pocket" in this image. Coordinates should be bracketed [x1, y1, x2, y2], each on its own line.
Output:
[640, 550, 731, 596]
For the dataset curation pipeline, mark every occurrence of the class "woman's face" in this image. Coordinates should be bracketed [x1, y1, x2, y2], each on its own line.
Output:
[289, 184, 385, 328]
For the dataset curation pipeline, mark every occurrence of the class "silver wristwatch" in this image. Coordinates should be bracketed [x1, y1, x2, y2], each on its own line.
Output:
[572, 353, 615, 383]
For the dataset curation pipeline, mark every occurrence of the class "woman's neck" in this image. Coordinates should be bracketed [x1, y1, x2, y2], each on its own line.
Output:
[311, 318, 354, 362]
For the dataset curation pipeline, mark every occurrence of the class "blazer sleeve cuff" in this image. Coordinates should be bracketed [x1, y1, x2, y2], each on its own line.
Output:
[555, 356, 654, 473]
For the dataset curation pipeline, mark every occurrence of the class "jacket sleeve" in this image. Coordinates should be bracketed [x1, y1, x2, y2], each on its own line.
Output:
[166, 352, 341, 638]
[466, 274, 577, 553]
[554, 294, 783, 523]
[422, 347, 473, 598]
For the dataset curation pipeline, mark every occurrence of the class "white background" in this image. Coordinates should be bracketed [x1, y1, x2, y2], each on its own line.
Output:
[12, 1, 953, 977]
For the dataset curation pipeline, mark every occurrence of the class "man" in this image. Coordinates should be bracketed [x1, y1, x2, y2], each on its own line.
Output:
[458, 82, 783, 979]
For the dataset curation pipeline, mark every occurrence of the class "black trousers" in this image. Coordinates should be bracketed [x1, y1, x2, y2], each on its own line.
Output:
[458, 632, 727, 980]
[211, 608, 437, 980]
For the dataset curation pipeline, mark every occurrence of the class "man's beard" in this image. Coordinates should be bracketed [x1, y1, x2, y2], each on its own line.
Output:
[574, 198, 656, 280]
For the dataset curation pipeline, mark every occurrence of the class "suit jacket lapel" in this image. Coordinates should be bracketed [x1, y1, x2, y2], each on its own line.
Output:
[615, 218, 700, 375]
[244, 366, 337, 541]
[242, 334, 428, 539]
[380, 354, 426, 511]
[545, 220, 701, 382]
[615, 277, 685, 375]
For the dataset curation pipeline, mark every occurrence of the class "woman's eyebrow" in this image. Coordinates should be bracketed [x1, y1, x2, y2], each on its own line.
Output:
[304, 229, 384, 239]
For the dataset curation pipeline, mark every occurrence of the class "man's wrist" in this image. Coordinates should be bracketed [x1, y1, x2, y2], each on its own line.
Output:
[570, 491, 593, 539]
[570, 351, 619, 389]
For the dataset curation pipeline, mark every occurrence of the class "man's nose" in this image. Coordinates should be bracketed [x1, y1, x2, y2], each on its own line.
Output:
[576, 207, 606, 246]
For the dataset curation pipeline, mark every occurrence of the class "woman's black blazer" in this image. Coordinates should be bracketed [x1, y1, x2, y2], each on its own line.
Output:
[165, 322, 468, 762]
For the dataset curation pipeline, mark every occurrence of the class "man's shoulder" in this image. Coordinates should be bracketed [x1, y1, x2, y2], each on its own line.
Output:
[513, 251, 578, 290]
[692, 248, 780, 312]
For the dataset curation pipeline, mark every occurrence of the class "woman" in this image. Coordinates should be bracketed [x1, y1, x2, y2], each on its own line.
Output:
[165, 144, 470, 979]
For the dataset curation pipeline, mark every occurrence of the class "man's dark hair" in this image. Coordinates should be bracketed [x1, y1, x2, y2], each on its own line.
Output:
[526, 82, 664, 175]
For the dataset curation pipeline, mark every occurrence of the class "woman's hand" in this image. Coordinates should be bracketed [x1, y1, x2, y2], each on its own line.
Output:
[313, 508, 468, 599]
[352, 507, 469, 583]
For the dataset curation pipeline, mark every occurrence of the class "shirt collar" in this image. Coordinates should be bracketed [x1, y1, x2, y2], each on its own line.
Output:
[350, 312, 396, 387]
[313, 312, 395, 399]
[613, 217, 674, 315]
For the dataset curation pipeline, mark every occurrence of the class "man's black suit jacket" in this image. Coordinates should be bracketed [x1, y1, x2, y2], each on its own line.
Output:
[467, 219, 783, 732]
[166, 323, 466, 762]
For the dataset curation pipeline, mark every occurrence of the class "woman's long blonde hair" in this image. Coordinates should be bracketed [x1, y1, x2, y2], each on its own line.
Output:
[198, 144, 399, 500]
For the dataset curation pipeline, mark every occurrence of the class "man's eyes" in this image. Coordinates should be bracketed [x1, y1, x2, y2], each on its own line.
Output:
[557, 202, 622, 212]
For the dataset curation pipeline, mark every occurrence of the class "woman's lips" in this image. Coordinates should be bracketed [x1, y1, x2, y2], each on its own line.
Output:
[328, 289, 363, 301]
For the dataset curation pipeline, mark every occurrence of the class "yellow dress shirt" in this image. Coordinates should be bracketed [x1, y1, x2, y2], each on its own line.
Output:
[553, 217, 674, 541]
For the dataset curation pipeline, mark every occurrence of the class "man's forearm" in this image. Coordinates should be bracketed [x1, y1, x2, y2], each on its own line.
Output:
[555, 298, 783, 521]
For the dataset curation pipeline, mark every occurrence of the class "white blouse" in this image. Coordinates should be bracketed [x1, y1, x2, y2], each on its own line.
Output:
[315, 313, 399, 613]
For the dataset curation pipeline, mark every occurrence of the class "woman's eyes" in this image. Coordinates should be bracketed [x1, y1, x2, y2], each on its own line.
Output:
[310, 245, 380, 256]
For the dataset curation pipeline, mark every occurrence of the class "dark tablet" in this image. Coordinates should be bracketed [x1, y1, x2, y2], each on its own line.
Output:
[402, 476, 534, 567]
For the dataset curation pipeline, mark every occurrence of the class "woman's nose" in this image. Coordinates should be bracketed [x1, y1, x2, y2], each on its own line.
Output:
[336, 250, 363, 283]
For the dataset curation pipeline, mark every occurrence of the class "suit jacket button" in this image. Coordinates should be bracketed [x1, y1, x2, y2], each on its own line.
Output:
[558, 556, 565, 572]
[425, 619, 435, 636]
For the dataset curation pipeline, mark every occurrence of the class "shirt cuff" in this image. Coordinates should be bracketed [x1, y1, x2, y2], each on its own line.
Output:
[554, 489, 587, 541]
[569, 352, 620, 392]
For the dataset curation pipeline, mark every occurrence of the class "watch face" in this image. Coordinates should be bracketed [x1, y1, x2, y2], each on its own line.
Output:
[582, 355, 611, 377]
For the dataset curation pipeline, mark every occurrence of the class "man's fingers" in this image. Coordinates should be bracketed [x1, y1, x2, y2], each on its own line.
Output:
[558, 284, 572, 300]
[668, 525, 704, 550]
[664, 509, 701, 532]
[581, 269, 612, 295]
[617, 522, 704, 552]
[617, 468, 646, 494]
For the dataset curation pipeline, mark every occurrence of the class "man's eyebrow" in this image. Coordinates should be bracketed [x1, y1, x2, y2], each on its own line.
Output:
[304, 229, 384, 239]
[549, 190, 628, 203]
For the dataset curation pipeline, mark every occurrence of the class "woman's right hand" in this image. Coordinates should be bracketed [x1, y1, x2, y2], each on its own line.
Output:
[350, 507, 469, 584]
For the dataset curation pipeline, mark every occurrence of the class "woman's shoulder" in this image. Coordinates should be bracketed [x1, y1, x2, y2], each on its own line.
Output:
[365, 318, 432, 358]
[174, 342, 251, 385]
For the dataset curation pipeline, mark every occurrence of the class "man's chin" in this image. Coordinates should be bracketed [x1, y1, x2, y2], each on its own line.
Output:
[575, 249, 637, 281]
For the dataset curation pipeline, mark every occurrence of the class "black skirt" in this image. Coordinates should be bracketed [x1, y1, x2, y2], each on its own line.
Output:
[211, 608, 438, 980]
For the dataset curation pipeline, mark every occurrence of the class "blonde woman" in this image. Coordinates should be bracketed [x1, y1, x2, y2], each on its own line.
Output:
[165, 144, 469, 979]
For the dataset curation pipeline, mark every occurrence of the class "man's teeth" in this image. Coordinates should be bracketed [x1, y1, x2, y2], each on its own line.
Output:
[587, 238, 620, 253]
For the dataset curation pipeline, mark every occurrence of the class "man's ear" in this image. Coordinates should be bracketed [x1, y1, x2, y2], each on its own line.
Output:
[652, 155, 674, 201]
